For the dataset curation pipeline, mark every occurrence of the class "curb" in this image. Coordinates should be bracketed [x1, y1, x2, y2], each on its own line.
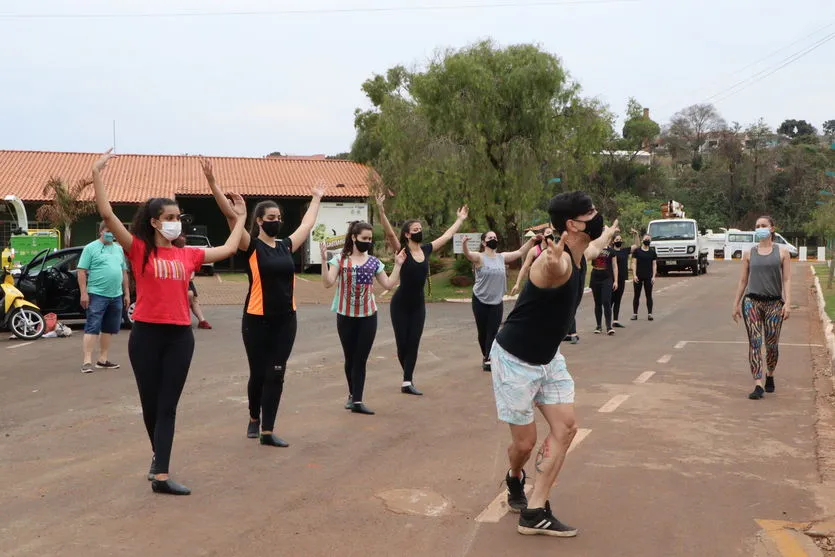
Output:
[811, 265, 835, 368]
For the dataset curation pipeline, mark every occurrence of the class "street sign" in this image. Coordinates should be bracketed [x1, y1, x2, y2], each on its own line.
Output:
[453, 232, 484, 254]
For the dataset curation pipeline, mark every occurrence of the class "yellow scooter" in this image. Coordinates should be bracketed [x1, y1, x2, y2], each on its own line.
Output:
[1, 252, 46, 340]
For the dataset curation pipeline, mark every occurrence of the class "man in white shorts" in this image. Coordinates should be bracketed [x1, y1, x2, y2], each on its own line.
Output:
[491, 191, 618, 536]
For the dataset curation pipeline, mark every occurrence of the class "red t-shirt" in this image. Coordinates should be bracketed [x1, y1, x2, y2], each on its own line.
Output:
[127, 237, 206, 325]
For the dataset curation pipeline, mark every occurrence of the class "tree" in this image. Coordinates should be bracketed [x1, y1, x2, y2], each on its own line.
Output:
[621, 98, 660, 155]
[744, 118, 777, 207]
[326, 152, 351, 160]
[822, 120, 835, 137]
[777, 119, 817, 138]
[664, 103, 726, 166]
[353, 40, 610, 248]
[35, 177, 96, 248]
[266, 151, 283, 157]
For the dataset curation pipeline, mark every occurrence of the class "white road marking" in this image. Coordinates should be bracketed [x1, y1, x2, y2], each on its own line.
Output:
[675, 340, 823, 348]
[6, 342, 33, 350]
[633, 371, 656, 384]
[475, 428, 591, 523]
[598, 394, 630, 413]
[295, 274, 311, 283]
[674, 341, 687, 349]
[657, 354, 672, 364]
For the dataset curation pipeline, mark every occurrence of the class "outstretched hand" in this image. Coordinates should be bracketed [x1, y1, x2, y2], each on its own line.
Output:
[545, 231, 568, 264]
[93, 148, 116, 172]
[375, 191, 386, 207]
[395, 248, 407, 266]
[312, 178, 326, 200]
[228, 193, 246, 218]
[457, 205, 469, 220]
[198, 156, 215, 183]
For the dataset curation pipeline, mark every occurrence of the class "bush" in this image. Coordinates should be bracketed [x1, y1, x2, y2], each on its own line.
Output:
[428, 254, 447, 275]
[452, 255, 474, 279]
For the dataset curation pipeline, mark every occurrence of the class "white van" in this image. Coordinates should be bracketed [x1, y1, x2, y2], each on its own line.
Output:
[725, 230, 798, 259]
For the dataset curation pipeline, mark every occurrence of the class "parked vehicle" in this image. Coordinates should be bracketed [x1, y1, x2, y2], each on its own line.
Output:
[185, 234, 215, 275]
[725, 229, 799, 259]
[1, 264, 46, 339]
[646, 217, 709, 276]
[14, 247, 136, 329]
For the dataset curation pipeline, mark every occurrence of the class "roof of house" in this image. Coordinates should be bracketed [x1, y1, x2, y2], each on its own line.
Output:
[0, 150, 374, 203]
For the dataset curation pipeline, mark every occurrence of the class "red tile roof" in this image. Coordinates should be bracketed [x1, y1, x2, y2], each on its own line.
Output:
[0, 151, 374, 203]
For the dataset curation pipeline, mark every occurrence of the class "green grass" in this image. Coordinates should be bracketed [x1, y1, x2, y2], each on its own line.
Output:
[815, 264, 835, 322]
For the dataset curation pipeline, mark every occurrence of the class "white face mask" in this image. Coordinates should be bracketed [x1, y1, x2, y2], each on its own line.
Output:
[158, 221, 182, 241]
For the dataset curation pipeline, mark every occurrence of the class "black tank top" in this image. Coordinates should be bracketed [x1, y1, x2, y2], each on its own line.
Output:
[496, 248, 586, 365]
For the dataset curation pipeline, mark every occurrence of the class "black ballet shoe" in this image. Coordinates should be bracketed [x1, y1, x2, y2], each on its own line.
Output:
[151, 478, 191, 495]
[344, 395, 353, 410]
[147, 456, 156, 481]
[260, 434, 289, 448]
[351, 402, 375, 415]
[482, 360, 492, 372]
[401, 384, 423, 396]
[765, 376, 775, 393]
[247, 419, 260, 439]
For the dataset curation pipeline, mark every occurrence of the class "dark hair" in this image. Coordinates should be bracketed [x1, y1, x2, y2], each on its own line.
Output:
[548, 191, 594, 234]
[342, 221, 374, 258]
[399, 219, 422, 249]
[758, 215, 776, 239]
[250, 200, 280, 239]
[480, 231, 498, 253]
[131, 197, 178, 275]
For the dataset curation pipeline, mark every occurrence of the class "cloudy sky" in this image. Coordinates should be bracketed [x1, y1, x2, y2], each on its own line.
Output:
[1, 0, 833, 157]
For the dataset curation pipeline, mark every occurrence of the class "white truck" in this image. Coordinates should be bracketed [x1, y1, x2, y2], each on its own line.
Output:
[646, 217, 708, 276]
[304, 201, 369, 269]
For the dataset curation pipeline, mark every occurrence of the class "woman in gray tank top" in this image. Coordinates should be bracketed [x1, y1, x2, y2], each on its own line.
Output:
[463, 232, 540, 371]
[731, 216, 792, 400]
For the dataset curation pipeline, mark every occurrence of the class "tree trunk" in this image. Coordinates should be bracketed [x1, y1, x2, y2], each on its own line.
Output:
[64, 223, 71, 249]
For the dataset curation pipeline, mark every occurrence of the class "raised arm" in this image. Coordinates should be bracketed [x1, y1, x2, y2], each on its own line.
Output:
[461, 236, 482, 266]
[375, 250, 406, 290]
[376, 192, 401, 253]
[92, 150, 132, 251]
[511, 248, 537, 296]
[585, 219, 619, 261]
[732, 251, 751, 323]
[430, 205, 469, 252]
[203, 194, 247, 263]
[320, 243, 339, 288]
[781, 248, 792, 320]
[503, 236, 537, 265]
[288, 180, 326, 253]
[630, 228, 640, 252]
[199, 157, 249, 251]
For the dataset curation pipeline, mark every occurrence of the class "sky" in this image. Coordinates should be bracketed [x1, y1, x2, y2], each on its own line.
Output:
[1, 0, 833, 158]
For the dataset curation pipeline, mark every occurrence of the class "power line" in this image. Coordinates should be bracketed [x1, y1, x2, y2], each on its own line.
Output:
[0, 0, 640, 20]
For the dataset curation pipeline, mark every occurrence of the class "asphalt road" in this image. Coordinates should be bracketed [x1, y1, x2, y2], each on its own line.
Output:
[0, 261, 826, 557]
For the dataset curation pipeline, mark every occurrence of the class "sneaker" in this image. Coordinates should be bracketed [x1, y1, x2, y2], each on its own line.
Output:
[607, 329, 615, 336]
[505, 470, 528, 513]
[765, 376, 775, 393]
[648, 314, 654, 321]
[344, 395, 353, 410]
[748, 385, 765, 400]
[197, 320, 212, 330]
[81, 363, 94, 374]
[95, 360, 120, 370]
[482, 360, 492, 372]
[247, 419, 260, 439]
[593, 328, 602, 335]
[630, 314, 638, 321]
[613, 321, 625, 328]
[569, 335, 579, 345]
[518, 501, 578, 537]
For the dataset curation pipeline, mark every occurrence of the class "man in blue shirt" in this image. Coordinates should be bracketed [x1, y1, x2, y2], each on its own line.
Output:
[77, 222, 129, 373]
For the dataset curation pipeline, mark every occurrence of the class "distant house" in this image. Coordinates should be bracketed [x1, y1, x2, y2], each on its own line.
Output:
[0, 150, 374, 270]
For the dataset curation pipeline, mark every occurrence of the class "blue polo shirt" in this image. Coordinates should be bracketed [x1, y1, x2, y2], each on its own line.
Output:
[78, 240, 127, 298]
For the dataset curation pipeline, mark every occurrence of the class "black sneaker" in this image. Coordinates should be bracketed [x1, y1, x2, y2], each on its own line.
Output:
[505, 470, 528, 513]
[749, 385, 765, 400]
[247, 420, 260, 439]
[765, 376, 775, 393]
[569, 335, 579, 345]
[607, 329, 615, 336]
[95, 360, 120, 369]
[518, 501, 578, 537]
[593, 328, 602, 335]
[613, 321, 625, 328]
[482, 360, 492, 372]
[648, 314, 654, 321]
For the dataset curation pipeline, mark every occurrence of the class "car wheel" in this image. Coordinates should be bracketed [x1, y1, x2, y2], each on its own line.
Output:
[122, 301, 136, 330]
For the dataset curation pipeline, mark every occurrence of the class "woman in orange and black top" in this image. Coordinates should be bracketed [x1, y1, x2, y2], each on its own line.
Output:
[202, 158, 326, 448]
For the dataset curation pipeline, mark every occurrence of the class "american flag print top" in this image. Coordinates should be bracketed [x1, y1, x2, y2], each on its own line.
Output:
[329, 255, 385, 317]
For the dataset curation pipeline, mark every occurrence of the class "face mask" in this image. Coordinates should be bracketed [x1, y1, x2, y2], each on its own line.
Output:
[355, 240, 372, 253]
[485, 239, 498, 250]
[409, 231, 423, 244]
[577, 213, 604, 241]
[102, 232, 114, 243]
[643, 240, 651, 246]
[261, 220, 282, 238]
[613, 241, 623, 248]
[158, 221, 182, 241]
[755, 228, 771, 241]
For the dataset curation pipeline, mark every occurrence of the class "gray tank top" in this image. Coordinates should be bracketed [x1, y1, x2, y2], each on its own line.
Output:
[473, 253, 507, 305]
[746, 246, 783, 299]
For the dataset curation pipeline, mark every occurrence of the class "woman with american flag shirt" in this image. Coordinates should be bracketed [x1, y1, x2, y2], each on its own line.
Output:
[321, 221, 406, 415]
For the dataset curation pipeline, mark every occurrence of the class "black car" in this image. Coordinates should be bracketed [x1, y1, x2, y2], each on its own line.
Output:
[15, 247, 136, 329]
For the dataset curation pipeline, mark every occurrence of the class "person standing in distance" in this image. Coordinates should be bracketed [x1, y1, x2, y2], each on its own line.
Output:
[78, 221, 131, 373]
[609, 234, 630, 328]
[491, 191, 618, 537]
[589, 239, 618, 335]
[732, 216, 791, 400]
[510, 227, 553, 297]
[630, 233, 657, 321]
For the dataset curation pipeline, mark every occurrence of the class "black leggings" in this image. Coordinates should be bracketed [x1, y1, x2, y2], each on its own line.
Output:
[390, 296, 425, 382]
[242, 312, 297, 432]
[337, 313, 377, 402]
[612, 279, 626, 321]
[633, 278, 654, 314]
[472, 296, 503, 360]
[591, 277, 613, 329]
[128, 322, 194, 475]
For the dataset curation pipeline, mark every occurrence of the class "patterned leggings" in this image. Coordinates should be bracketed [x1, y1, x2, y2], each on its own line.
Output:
[741, 296, 784, 380]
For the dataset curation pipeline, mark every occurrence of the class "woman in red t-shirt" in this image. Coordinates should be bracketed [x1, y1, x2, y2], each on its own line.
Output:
[92, 149, 247, 496]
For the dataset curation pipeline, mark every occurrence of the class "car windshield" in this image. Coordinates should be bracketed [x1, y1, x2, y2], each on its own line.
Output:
[26, 251, 78, 277]
[186, 236, 209, 247]
[647, 221, 696, 241]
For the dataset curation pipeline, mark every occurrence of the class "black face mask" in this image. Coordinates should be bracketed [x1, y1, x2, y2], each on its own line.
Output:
[643, 240, 651, 246]
[577, 213, 604, 241]
[409, 231, 423, 244]
[485, 239, 498, 250]
[613, 241, 623, 248]
[355, 240, 372, 253]
[261, 220, 282, 238]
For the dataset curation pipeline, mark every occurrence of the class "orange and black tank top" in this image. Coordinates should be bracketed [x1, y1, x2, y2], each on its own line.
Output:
[243, 237, 296, 316]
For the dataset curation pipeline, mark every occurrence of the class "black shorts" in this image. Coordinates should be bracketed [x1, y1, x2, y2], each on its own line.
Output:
[188, 281, 198, 297]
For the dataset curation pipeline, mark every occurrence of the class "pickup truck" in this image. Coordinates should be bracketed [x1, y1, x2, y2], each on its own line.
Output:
[185, 234, 215, 276]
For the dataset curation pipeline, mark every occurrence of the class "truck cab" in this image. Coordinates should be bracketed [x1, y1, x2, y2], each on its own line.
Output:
[646, 218, 708, 276]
